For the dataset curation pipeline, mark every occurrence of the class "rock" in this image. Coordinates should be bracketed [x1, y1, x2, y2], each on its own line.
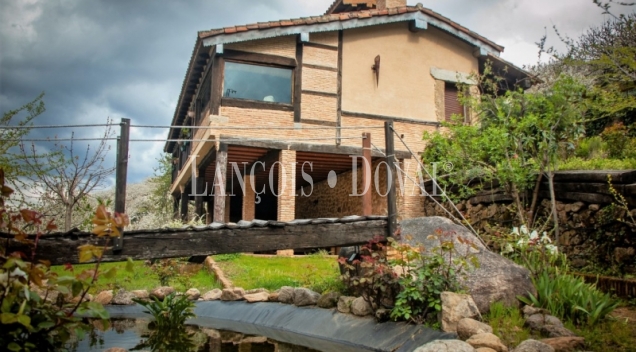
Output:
[277, 286, 295, 304]
[350, 297, 373, 316]
[525, 314, 575, 337]
[104, 348, 127, 352]
[375, 308, 391, 322]
[466, 333, 508, 352]
[337, 296, 356, 314]
[521, 306, 547, 317]
[476, 348, 497, 352]
[220, 287, 245, 301]
[457, 318, 493, 340]
[413, 339, 477, 352]
[268, 291, 280, 302]
[614, 247, 635, 264]
[131, 290, 149, 300]
[539, 337, 584, 352]
[245, 288, 269, 294]
[569, 202, 585, 213]
[440, 292, 481, 332]
[588, 204, 600, 211]
[185, 288, 200, 300]
[317, 292, 341, 308]
[293, 288, 320, 306]
[399, 217, 536, 313]
[94, 290, 113, 305]
[244, 291, 270, 303]
[150, 286, 175, 301]
[112, 289, 135, 305]
[201, 288, 222, 301]
[512, 339, 555, 352]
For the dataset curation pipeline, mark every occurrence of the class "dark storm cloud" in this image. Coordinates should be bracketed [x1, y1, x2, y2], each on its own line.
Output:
[1, 0, 633, 184]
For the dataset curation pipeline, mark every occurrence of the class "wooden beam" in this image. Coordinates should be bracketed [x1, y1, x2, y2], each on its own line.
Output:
[304, 42, 338, 52]
[210, 56, 224, 116]
[336, 30, 344, 145]
[294, 37, 303, 123]
[195, 175, 205, 217]
[221, 98, 293, 112]
[362, 132, 372, 216]
[2, 220, 387, 265]
[301, 90, 338, 98]
[303, 63, 338, 72]
[222, 49, 297, 67]
[114, 118, 130, 251]
[180, 189, 189, 222]
[342, 110, 441, 127]
[220, 135, 411, 159]
[213, 143, 228, 222]
[385, 121, 397, 238]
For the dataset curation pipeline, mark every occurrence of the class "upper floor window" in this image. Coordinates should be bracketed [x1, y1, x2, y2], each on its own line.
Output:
[223, 61, 292, 104]
[444, 82, 465, 122]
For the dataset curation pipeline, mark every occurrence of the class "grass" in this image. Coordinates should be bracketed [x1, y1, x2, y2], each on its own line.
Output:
[50, 260, 222, 294]
[213, 252, 343, 293]
[485, 302, 531, 348]
[559, 157, 636, 170]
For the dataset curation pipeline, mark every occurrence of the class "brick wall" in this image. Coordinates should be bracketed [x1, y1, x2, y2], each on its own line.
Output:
[303, 46, 338, 68]
[300, 94, 338, 122]
[309, 31, 339, 47]
[242, 174, 255, 221]
[225, 36, 296, 58]
[302, 67, 338, 93]
[277, 150, 296, 221]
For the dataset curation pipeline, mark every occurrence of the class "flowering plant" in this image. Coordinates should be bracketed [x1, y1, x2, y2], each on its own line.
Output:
[498, 225, 566, 279]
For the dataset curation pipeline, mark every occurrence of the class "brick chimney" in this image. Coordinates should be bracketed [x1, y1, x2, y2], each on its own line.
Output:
[376, 0, 407, 10]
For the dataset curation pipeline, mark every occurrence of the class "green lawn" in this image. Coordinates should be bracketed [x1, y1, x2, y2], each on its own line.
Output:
[50, 260, 222, 294]
[213, 252, 343, 293]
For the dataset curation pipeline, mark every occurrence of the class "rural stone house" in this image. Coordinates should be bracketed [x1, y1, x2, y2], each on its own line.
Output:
[165, 0, 531, 228]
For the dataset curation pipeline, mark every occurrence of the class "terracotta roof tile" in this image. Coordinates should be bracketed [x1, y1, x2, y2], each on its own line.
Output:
[197, 6, 504, 53]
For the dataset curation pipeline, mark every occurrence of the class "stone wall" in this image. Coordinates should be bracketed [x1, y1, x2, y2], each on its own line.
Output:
[423, 170, 636, 275]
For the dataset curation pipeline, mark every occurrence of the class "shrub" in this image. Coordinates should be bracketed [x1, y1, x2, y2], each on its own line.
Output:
[574, 136, 605, 159]
[600, 122, 630, 158]
[518, 271, 620, 326]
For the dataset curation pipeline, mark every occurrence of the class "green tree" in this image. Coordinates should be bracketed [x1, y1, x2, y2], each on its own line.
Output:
[423, 71, 587, 239]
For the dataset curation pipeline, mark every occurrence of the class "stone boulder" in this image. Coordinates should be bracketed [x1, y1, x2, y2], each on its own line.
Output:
[277, 286, 295, 304]
[466, 333, 508, 352]
[317, 292, 341, 308]
[512, 340, 555, 352]
[150, 286, 175, 301]
[539, 337, 585, 352]
[244, 291, 270, 303]
[337, 296, 356, 314]
[440, 292, 481, 332]
[350, 297, 373, 316]
[220, 288, 245, 301]
[112, 289, 135, 305]
[525, 314, 575, 338]
[185, 288, 200, 300]
[268, 291, 280, 302]
[457, 318, 493, 340]
[131, 290, 149, 300]
[293, 288, 320, 306]
[414, 340, 477, 352]
[94, 290, 113, 305]
[476, 348, 497, 352]
[399, 217, 536, 313]
[201, 288, 222, 301]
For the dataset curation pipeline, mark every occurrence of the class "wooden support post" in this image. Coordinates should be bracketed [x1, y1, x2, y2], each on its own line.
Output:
[113, 118, 130, 251]
[180, 186, 189, 222]
[213, 143, 228, 223]
[206, 198, 214, 224]
[173, 195, 179, 220]
[384, 121, 397, 237]
[194, 174, 205, 218]
[362, 132, 372, 216]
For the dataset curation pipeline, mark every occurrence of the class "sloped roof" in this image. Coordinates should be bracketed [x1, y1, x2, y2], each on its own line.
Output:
[197, 5, 504, 53]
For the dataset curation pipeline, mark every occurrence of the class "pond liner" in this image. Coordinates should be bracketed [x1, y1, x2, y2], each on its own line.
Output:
[104, 301, 456, 352]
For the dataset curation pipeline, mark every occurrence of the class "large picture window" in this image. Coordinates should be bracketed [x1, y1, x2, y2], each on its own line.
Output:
[223, 61, 292, 104]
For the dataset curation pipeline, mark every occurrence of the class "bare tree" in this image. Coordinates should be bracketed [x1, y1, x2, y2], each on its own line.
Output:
[20, 123, 116, 231]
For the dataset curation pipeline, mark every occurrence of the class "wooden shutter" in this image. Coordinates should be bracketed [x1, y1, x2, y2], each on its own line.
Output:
[444, 83, 464, 122]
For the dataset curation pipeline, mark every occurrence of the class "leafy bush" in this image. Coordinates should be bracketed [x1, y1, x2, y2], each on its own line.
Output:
[0, 169, 128, 351]
[600, 122, 630, 158]
[339, 230, 478, 325]
[574, 136, 605, 159]
[518, 271, 620, 326]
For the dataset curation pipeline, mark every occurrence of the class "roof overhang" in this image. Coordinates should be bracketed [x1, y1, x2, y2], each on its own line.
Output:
[478, 53, 539, 90]
[201, 11, 501, 57]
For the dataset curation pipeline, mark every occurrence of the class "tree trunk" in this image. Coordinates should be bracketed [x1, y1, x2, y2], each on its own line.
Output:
[547, 164, 559, 244]
[528, 171, 544, 228]
[64, 204, 73, 232]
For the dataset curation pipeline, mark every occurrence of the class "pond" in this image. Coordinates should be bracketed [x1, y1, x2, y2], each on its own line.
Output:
[72, 301, 453, 352]
[72, 318, 321, 352]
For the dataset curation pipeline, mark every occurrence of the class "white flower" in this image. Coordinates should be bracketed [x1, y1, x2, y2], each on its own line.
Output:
[529, 230, 539, 240]
[502, 243, 514, 254]
[540, 233, 552, 244]
[512, 227, 520, 236]
[520, 225, 529, 236]
[545, 244, 558, 255]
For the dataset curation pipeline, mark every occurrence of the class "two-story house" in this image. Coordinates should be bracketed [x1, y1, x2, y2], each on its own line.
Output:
[165, 0, 531, 229]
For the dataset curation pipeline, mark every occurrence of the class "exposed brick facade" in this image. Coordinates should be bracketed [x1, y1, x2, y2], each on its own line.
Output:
[225, 36, 296, 58]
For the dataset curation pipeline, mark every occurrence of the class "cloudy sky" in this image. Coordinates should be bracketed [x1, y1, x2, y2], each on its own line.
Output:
[0, 0, 632, 186]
